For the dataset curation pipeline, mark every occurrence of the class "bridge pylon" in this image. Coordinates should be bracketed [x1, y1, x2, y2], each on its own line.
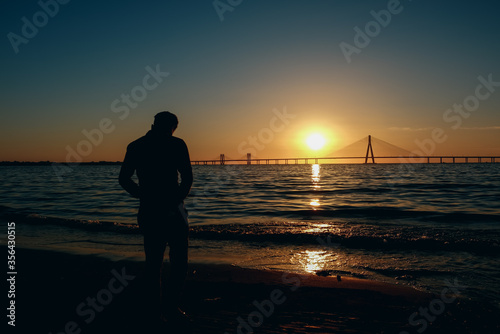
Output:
[364, 135, 375, 163]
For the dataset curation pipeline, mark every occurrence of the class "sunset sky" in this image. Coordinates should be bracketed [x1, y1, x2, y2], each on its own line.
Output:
[1, 0, 499, 162]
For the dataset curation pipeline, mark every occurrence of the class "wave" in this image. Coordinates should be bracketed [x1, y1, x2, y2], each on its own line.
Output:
[2, 205, 499, 255]
[46, 239, 143, 246]
[203, 206, 500, 223]
[189, 227, 500, 254]
[315, 267, 453, 280]
[363, 267, 452, 278]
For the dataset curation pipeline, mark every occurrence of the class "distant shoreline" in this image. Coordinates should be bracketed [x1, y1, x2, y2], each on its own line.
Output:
[0, 161, 122, 166]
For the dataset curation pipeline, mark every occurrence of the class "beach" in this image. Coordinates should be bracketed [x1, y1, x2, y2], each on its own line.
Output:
[7, 246, 499, 334]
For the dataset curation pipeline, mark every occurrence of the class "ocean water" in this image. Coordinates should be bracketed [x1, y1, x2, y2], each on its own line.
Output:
[1, 163, 499, 309]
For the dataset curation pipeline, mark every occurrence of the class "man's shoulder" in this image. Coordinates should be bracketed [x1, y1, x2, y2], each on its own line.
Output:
[127, 134, 187, 152]
[127, 135, 148, 151]
[171, 136, 187, 146]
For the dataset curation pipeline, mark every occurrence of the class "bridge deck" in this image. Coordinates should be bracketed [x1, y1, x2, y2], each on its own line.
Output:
[192, 156, 500, 165]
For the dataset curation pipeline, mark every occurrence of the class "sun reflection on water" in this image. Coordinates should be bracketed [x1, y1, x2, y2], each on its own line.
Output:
[294, 250, 330, 274]
[310, 199, 320, 208]
[310, 164, 321, 209]
[311, 164, 320, 187]
[304, 223, 331, 233]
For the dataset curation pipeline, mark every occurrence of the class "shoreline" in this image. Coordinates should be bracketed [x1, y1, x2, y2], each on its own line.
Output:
[3, 216, 500, 308]
[6, 246, 500, 333]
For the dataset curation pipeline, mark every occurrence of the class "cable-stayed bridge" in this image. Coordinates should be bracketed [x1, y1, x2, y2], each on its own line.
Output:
[191, 135, 499, 165]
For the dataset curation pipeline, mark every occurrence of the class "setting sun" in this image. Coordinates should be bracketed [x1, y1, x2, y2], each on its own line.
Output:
[306, 133, 326, 151]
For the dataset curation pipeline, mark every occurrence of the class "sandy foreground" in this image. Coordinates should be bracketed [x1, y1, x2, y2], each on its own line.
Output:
[4, 247, 499, 334]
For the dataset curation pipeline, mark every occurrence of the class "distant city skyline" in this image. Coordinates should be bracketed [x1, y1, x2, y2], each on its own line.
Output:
[1, 0, 499, 162]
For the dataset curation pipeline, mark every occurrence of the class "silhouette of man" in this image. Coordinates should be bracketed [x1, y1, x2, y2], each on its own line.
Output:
[119, 111, 193, 323]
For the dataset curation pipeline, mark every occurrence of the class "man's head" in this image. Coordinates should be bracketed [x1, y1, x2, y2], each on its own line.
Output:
[152, 111, 178, 135]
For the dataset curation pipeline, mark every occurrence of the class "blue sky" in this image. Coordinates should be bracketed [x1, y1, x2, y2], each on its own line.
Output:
[1, 0, 499, 161]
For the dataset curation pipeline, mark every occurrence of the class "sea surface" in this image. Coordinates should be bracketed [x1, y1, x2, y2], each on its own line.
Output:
[1, 163, 499, 309]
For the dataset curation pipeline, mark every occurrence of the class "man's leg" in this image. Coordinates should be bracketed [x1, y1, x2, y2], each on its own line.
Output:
[143, 230, 168, 318]
[164, 220, 189, 310]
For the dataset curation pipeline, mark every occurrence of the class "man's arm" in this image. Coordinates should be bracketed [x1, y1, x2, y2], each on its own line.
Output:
[119, 146, 140, 198]
[178, 140, 193, 202]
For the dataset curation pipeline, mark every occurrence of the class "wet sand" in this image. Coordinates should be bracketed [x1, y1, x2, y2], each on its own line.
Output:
[7, 247, 499, 334]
